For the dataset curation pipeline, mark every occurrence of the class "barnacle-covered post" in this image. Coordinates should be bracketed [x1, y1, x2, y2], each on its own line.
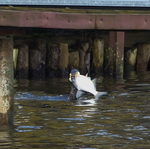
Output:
[0, 37, 14, 126]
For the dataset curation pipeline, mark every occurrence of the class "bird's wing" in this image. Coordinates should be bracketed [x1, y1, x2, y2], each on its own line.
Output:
[76, 75, 95, 92]
[92, 78, 96, 90]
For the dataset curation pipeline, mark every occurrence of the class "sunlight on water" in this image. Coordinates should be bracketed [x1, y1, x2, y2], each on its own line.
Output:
[0, 73, 150, 149]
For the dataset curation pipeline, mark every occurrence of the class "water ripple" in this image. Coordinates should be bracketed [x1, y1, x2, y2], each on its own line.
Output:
[16, 125, 43, 132]
[15, 92, 69, 101]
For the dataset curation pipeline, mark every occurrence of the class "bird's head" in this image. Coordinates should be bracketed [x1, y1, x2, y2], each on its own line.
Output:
[69, 69, 80, 82]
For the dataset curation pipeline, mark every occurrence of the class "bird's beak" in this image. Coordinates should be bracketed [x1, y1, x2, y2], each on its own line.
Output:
[69, 72, 80, 82]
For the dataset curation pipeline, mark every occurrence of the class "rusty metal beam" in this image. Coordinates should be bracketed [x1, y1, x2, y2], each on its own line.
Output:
[0, 10, 150, 30]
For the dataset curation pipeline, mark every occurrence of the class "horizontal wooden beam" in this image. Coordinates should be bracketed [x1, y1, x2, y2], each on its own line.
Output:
[96, 15, 150, 30]
[0, 10, 150, 30]
[0, 28, 26, 35]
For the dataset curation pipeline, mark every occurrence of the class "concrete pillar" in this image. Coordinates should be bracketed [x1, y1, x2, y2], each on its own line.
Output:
[0, 37, 14, 126]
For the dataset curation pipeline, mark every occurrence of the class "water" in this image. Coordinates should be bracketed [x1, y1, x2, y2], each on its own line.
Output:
[0, 73, 150, 149]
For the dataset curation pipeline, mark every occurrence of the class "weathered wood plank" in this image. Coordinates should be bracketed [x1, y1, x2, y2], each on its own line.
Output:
[0, 10, 150, 30]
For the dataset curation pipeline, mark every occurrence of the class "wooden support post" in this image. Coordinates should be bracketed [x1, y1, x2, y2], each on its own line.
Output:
[69, 51, 79, 69]
[136, 43, 150, 72]
[46, 43, 60, 78]
[92, 39, 104, 75]
[59, 43, 69, 77]
[47, 42, 69, 78]
[13, 48, 18, 74]
[115, 32, 125, 79]
[105, 32, 116, 76]
[0, 37, 14, 126]
[16, 44, 29, 79]
[106, 31, 125, 79]
[29, 39, 46, 80]
[124, 47, 137, 76]
[79, 42, 89, 75]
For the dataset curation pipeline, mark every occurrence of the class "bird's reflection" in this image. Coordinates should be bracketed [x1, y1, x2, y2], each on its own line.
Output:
[72, 91, 107, 106]
[75, 97, 97, 106]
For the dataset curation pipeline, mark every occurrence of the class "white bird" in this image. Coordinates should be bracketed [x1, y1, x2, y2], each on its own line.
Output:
[69, 69, 104, 99]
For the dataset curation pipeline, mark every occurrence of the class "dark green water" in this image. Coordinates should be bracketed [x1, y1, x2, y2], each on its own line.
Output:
[0, 73, 150, 149]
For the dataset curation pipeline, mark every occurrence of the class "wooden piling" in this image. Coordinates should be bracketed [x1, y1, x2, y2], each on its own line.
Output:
[69, 51, 79, 69]
[46, 43, 60, 78]
[125, 47, 137, 74]
[59, 43, 69, 77]
[104, 32, 116, 76]
[79, 42, 90, 74]
[115, 32, 125, 79]
[136, 43, 150, 72]
[13, 48, 18, 73]
[92, 39, 104, 74]
[29, 39, 46, 80]
[16, 44, 29, 79]
[0, 37, 14, 126]
[106, 31, 125, 79]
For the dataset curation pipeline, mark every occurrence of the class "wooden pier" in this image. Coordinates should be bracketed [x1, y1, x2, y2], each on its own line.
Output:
[0, 0, 150, 124]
